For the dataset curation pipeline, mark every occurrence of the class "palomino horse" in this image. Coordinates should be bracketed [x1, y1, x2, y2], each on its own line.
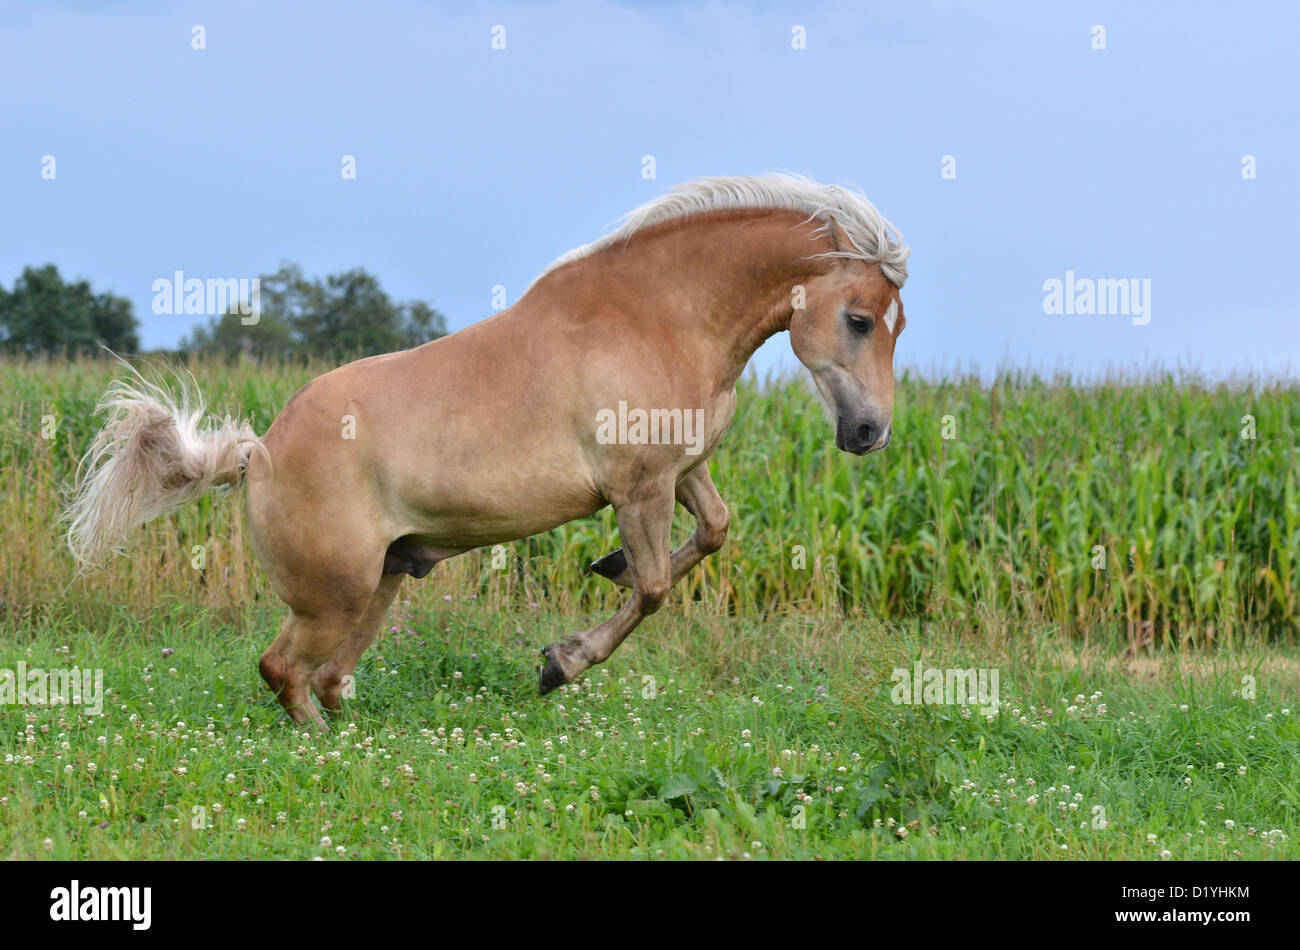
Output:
[66, 174, 910, 728]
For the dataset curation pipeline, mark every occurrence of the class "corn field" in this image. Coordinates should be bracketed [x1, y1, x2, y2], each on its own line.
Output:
[1, 356, 1295, 645]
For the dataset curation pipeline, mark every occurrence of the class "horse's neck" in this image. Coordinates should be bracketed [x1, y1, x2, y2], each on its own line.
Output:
[639, 211, 830, 383]
[534, 210, 829, 386]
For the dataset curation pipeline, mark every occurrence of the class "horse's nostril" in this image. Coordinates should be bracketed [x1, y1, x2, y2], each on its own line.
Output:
[856, 423, 876, 446]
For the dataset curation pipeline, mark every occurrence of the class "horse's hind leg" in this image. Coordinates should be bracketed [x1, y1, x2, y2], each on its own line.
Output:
[310, 573, 403, 713]
[259, 608, 365, 729]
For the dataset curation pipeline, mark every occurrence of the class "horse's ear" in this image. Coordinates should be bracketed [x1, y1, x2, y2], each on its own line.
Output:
[824, 216, 844, 253]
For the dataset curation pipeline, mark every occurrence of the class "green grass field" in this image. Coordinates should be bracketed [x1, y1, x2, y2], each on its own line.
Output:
[1, 357, 1297, 859]
[4, 604, 1298, 859]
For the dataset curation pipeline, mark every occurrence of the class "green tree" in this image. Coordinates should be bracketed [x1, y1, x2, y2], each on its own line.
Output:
[181, 262, 447, 360]
[0, 264, 140, 354]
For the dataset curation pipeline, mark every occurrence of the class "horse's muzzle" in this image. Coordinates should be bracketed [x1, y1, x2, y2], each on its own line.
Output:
[836, 417, 891, 455]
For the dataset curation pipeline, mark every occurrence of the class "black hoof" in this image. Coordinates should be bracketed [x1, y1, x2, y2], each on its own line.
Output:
[588, 548, 627, 580]
[538, 646, 568, 695]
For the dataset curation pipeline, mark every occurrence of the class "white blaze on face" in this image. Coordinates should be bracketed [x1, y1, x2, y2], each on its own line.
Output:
[882, 299, 899, 333]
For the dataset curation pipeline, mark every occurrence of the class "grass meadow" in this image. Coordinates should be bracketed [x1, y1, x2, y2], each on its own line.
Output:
[1, 356, 1297, 859]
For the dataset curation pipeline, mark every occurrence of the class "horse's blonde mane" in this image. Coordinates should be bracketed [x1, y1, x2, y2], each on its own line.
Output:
[542, 173, 910, 287]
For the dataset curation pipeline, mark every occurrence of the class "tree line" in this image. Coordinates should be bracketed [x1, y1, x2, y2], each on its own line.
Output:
[0, 263, 448, 359]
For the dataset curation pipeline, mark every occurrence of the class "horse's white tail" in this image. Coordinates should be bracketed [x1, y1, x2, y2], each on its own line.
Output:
[65, 362, 267, 569]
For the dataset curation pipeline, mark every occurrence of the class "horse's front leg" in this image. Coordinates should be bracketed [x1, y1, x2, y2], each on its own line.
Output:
[539, 489, 674, 694]
[589, 464, 730, 587]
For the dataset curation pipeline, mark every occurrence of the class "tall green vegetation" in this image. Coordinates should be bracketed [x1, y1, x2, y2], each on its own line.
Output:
[1, 358, 1295, 643]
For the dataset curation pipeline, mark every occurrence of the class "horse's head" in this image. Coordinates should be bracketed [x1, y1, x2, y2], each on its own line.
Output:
[790, 260, 904, 455]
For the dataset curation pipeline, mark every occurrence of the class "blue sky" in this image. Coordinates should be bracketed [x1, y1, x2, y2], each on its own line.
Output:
[2, 0, 1296, 379]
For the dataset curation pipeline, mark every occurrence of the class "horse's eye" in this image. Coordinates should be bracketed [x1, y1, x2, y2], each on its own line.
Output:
[846, 313, 873, 334]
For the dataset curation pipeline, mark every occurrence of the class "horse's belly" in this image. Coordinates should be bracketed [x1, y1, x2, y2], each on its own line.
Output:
[404, 487, 605, 548]
[386, 451, 603, 548]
